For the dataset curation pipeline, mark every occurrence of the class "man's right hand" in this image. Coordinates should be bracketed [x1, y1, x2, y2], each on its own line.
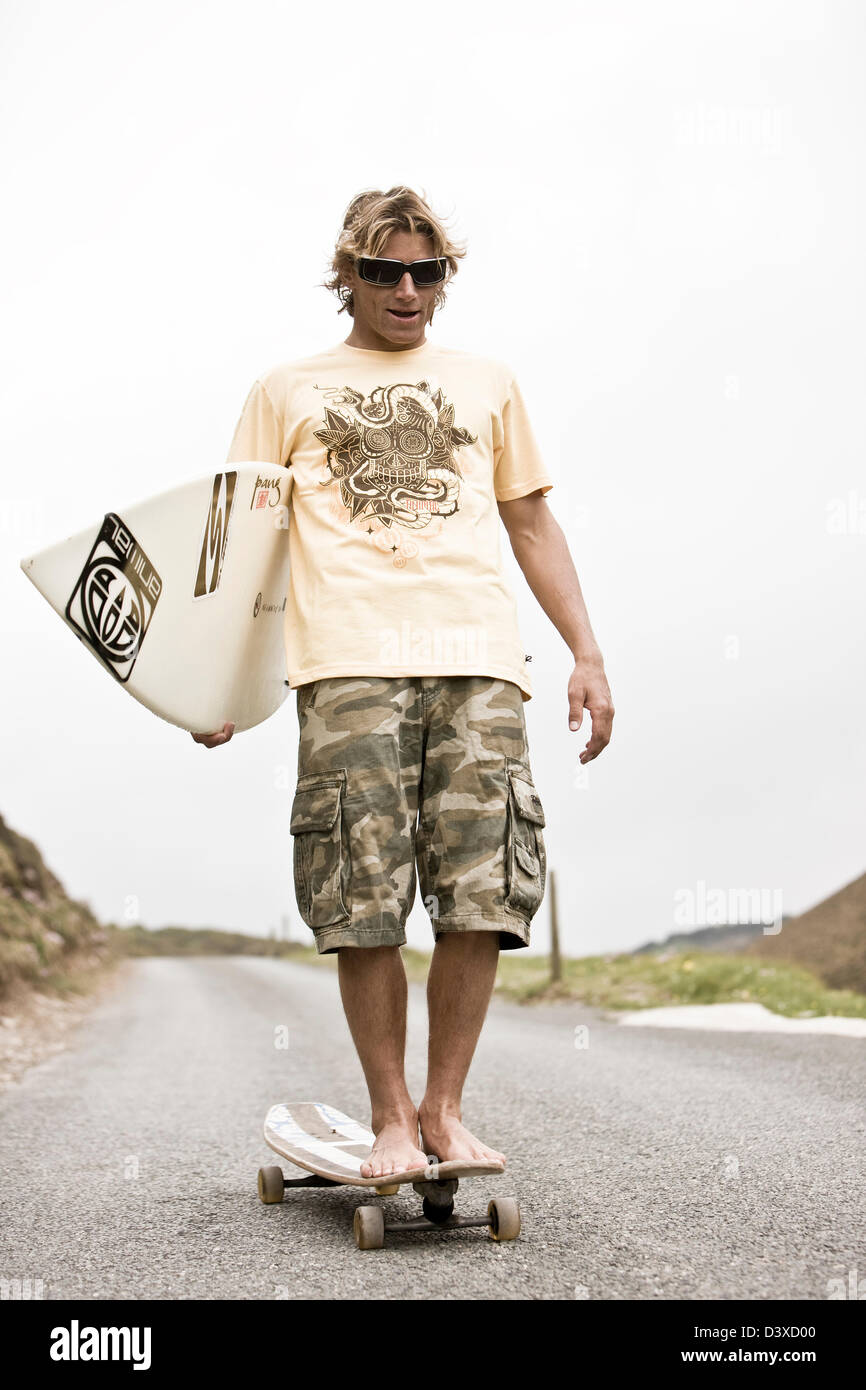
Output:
[191, 721, 235, 748]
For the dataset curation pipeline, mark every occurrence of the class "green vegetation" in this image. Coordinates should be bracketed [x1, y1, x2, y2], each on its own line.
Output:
[114, 924, 311, 959]
[110, 927, 866, 1018]
[488, 950, 866, 1016]
[5, 806, 864, 1022]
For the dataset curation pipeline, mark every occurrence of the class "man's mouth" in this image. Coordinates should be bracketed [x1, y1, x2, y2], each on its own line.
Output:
[388, 309, 420, 320]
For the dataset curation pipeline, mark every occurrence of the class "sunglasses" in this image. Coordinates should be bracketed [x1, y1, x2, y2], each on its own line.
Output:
[356, 257, 447, 287]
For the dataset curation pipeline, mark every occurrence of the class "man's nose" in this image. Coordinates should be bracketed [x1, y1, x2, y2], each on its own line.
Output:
[395, 272, 416, 296]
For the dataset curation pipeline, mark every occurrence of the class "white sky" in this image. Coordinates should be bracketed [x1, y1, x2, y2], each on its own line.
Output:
[1, 0, 864, 955]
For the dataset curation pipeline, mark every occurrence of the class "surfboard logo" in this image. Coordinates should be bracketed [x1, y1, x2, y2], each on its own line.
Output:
[65, 513, 162, 682]
[250, 472, 283, 510]
[253, 594, 286, 618]
[194, 470, 237, 598]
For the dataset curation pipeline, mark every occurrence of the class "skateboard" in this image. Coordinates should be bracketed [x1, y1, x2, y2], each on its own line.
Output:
[257, 1101, 520, 1250]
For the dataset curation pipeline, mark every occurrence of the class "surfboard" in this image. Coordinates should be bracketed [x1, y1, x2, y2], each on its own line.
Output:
[20, 462, 291, 734]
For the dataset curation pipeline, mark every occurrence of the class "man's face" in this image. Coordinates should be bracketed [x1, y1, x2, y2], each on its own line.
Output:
[343, 230, 441, 349]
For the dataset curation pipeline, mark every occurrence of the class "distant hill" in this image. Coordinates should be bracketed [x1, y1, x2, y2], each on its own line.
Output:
[633, 921, 780, 956]
[0, 813, 115, 997]
[745, 870, 866, 994]
[117, 924, 303, 957]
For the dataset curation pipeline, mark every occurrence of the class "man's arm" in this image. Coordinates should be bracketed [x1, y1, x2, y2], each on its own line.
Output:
[498, 490, 614, 762]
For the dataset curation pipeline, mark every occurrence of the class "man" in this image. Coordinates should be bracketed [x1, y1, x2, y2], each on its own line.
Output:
[194, 187, 614, 1179]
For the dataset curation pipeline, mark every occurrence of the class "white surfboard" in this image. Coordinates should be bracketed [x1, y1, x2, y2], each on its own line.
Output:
[20, 462, 291, 734]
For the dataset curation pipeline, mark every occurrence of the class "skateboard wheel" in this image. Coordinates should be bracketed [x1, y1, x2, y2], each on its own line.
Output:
[374, 1183, 400, 1196]
[353, 1205, 385, 1250]
[257, 1165, 286, 1204]
[487, 1197, 520, 1242]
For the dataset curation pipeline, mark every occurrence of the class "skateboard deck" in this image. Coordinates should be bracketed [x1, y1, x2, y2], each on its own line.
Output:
[263, 1101, 505, 1186]
[258, 1101, 520, 1249]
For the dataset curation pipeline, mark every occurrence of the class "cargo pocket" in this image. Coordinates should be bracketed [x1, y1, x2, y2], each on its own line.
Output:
[290, 770, 350, 929]
[505, 762, 547, 919]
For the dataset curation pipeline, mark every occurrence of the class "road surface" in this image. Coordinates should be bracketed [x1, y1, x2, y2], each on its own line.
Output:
[1, 956, 863, 1300]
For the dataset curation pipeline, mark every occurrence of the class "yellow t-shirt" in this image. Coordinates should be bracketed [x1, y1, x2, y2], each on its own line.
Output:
[225, 338, 554, 700]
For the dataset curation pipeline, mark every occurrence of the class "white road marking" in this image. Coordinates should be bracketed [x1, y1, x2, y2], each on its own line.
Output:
[614, 1002, 866, 1035]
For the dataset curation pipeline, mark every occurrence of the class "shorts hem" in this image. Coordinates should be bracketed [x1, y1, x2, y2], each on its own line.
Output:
[433, 911, 531, 951]
[312, 922, 407, 954]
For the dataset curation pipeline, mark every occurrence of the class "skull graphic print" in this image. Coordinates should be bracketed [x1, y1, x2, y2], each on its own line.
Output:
[313, 380, 477, 536]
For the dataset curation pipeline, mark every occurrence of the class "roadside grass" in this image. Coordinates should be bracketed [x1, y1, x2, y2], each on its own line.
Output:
[237, 941, 866, 1019]
[488, 950, 866, 1017]
[107, 926, 866, 1019]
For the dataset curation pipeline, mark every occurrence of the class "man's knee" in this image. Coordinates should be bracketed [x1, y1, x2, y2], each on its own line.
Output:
[336, 942, 404, 966]
[433, 927, 502, 954]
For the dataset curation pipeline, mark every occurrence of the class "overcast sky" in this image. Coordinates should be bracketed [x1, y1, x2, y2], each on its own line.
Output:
[2, 0, 864, 957]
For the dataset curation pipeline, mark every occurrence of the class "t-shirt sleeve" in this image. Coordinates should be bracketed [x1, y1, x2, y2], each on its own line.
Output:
[225, 377, 286, 467]
[493, 374, 554, 502]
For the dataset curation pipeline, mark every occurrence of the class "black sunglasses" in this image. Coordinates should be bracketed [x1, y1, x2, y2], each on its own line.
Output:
[356, 257, 447, 287]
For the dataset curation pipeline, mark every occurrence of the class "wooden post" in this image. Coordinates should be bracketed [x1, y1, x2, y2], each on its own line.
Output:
[549, 867, 561, 984]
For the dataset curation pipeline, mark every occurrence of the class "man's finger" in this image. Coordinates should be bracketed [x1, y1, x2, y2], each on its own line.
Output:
[578, 703, 614, 762]
[191, 721, 235, 748]
[568, 685, 586, 731]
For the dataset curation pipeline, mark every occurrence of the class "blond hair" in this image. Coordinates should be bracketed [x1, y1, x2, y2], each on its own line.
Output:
[322, 186, 467, 318]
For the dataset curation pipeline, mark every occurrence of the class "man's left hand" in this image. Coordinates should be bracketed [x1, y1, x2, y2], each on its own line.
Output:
[568, 656, 614, 763]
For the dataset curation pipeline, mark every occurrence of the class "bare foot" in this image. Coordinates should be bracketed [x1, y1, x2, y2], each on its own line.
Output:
[418, 1105, 506, 1168]
[360, 1112, 428, 1179]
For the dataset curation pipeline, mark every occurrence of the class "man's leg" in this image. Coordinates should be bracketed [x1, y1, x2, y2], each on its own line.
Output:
[338, 945, 428, 1179]
[418, 931, 506, 1166]
[414, 677, 547, 1166]
[293, 678, 428, 1179]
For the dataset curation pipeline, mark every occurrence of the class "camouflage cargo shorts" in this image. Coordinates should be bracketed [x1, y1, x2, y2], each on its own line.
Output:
[290, 676, 547, 954]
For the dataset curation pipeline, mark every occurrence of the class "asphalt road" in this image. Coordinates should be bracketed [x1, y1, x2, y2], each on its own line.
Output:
[1, 956, 863, 1300]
